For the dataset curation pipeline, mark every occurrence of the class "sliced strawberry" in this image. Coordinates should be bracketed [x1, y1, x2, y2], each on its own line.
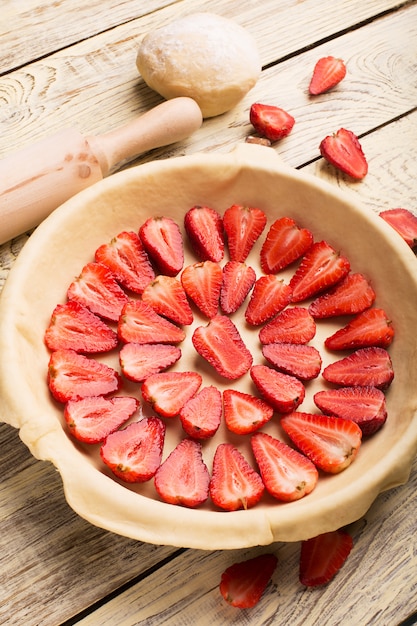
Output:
[379, 208, 417, 248]
[250, 103, 295, 141]
[44, 301, 118, 354]
[245, 275, 293, 325]
[262, 343, 322, 381]
[192, 315, 253, 380]
[299, 529, 353, 586]
[119, 343, 181, 382]
[314, 386, 387, 436]
[139, 215, 184, 276]
[141, 275, 193, 326]
[209, 443, 264, 511]
[309, 56, 347, 95]
[308, 272, 376, 318]
[64, 395, 139, 444]
[220, 261, 256, 314]
[95, 231, 155, 293]
[260, 216, 313, 273]
[141, 371, 202, 418]
[250, 364, 305, 414]
[223, 204, 267, 262]
[117, 299, 185, 345]
[179, 385, 222, 439]
[100, 417, 165, 483]
[281, 411, 362, 473]
[251, 432, 318, 501]
[322, 347, 394, 390]
[259, 307, 316, 345]
[48, 349, 121, 403]
[290, 240, 350, 303]
[324, 308, 394, 350]
[154, 439, 210, 507]
[184, 205, 224, 262]
[320, 128, 368, 179]
[67, 262, 129, 322]
[220, 553, 278, 608]
[181, 260, 222, 319]
[223, 389, 273, 435]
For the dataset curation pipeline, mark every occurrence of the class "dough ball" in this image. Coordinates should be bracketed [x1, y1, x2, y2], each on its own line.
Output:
[136, 13, 261, 118]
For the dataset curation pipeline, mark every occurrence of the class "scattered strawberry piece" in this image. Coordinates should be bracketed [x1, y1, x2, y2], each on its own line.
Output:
[262, 342, 322, 380]
[250, 364, 305, 414]
[154, 438, 210, 507]
[64, 395, 139, 444]
[192, 315, 253, 380]
[220, 261, 256, 314]
[309, 56, 346, 95]
[67, 262, 129, 322]
[322, 346, 394, 390]
[299, 529, 353, 586]
[281, 411, 362, 473]
[245, 275, 293, 325]
[250, 103, 295, 141]
[223, 389, 273, 435]
[139, 215, 184, 276]
[260, 217, 313, 273]
[314, 386, 387, 436]
[220, 553, 278, 608]
[209, 443, 264, 511]
[48, 349, 121, 403]
[95, 231, 155, 293]
[308, 272, 376, 318]
[181, 260, 222, 319]
[223, 204, 267, 262]
[100, 417, 165, 483]
[251, 432, 318, 501]
[324, 308, 394, 350]
[184, 205, 224, 262]
[290, 240, 350, 303]
[379, 208, 417, 248]
[141, 275, 193, 326]
[141, 371, 202, 418]
[117, 299, 185, 345]
[259, 307, 316, 345]
[179, 385, 222, 439]
[119, 343, 181, 382]
[44, 301, 118, 354]
[320, 128, 368, 179]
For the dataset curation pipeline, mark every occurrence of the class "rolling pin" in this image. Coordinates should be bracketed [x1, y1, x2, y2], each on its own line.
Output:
[0, 97, 203, 245]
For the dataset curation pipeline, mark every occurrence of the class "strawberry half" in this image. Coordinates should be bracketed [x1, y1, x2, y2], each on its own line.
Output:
[223, 389, 274, 435]
[184, 205, 224, 262]
[308, 272, 376, 318]
[251, 431, 318, 501]
[119, 343, 181, 382]
[281, 411, 362, 474]
[260, 216, 313, 274]
[259, 307, 316, 345]
[250, 364, 305, 414]
[309, 56, 346, 95]
[100, 417, 165, 483]
[44, 301, 118, 354]
[154, 438, 210, 508]
[141, 371, 202, 418]
[141, 275, 193, 326]
[64, 395, 139, 444]
[324, 308, 395, 350]
[139, 215, 184, 276]
[299, 529, 353, 587]
[220, 553, 278, 608]
[209, 443, 264, 511]
[250, 103, 295, 141]
[192, 315, 253, 380]
[181, 260, 222, 319]
[223, 204, 267, 262]
[289, 240, 350, 302]
[379, 208, 417, 248]
[262, 343, 322, 381]
[117, 299, 185, 344]
[322, 347, 394, 390]
[245, 275, 293, 325]
[95, 230, 155, 293]
[179, 385, 222, 439]
[220, 261, 256, 315]
[314, 386, 387, 436]
[320, 128, 368, 179]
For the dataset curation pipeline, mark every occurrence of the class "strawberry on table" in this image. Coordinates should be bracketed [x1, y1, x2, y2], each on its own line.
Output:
[322, 346, 394, 390]
[139, 215, 184, 276]
[219, 553, 278, 608]
[184, 205, 224, 262]
[259, 306, 316, 345]
[223, 204, 267, 262]
[141, 275, 193, 326]
[299, 529, 353, 587]
[260, 216, 313, 274]
[119, 343, 181, 382]
[379, 208, 417, 248]
[245, 274, 293, 325]
[220, 260, 256, 315]
[308, 272, 376, 318]
[181, 260, 222, 319]
[319, 128, 368, 179]
[141, 371, 202, 418]
[250, 103, 295, 141]
[309, 56, 346, 95]
[223, 389, 274, 435]
[250, 364, 305, 414]
[262, 342, 322, 381]
[117, 299, 185, 345]
[324, 308, 394, 350]
[179, 385, 222, 439]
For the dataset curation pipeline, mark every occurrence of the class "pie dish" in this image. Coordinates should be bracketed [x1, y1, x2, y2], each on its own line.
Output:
[0, 143, 416, 549]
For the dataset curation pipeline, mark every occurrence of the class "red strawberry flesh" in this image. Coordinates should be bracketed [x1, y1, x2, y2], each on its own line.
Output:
[299, 529, 353, 586]
[320, 128, 368, 180]
[259, 307, 316, 345]
[179, 385, 222, 439]
[262, 342, 322, 380]
[223, 388, 273, 435]
[250, 103, 295, 141]
[324, 308, 394, 351]
[141, 371, 202, 418]
[379, 208, 417, 248]
[184, 205, 224, 262]
[220, 553, 278, 608]
[309, 56, 347, 95]
[119, 343, 181, 382]
[117, 299, 185, 345]
[181, 261, 222, 319]
[260, 216, 313, 273]
[220, 261, 256, 315]
[139, 215, 184, 276]
[308, 272, 376, 318]
[245, 274, 292, 325]
[223, 204, 267, 262]
[250, 364, 305, 413]
[322, 346, 394, 390]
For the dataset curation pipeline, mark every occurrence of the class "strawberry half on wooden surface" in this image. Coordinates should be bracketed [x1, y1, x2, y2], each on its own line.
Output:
[379, 208, 417, 248]
[181, 260, 222, 319]
[260, 216, 313, 274]
[320, 128, 368, 179]
[220, 553, 278, 608]
[245, 274, 293, 325]
[141, 275, 193, 326]
[184, 205, 224, 262]
[223, 389, 274, 435]
[220, 261, 256, 315]
[250, 103, 295, 141]
[141, 371, 202, 418]
[322, 347, 394, 390]
[119, 343, 181, 382]
[308, 272, 376, 318]
[117, 299, 185, 345]
[259, 307, 316, 345]
[223, 204, 267, 262]
[299, 529, 353, 587]
[139, 215, 184, 276]
[179, 385, 222, 439]
[309, 56, 346, 95]
[324, 308, 394, 350]
[250, 364, 305, 414]
[262, 342, 322, 381]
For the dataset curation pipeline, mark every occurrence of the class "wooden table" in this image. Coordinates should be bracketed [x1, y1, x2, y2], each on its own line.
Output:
[1, 2, 416, 624]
